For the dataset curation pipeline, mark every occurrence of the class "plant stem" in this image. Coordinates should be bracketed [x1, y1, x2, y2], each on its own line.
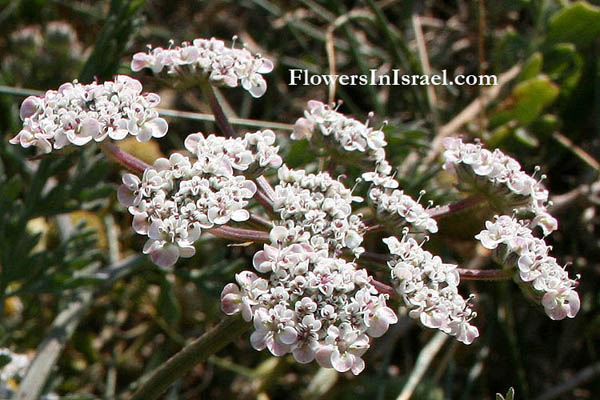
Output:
[457, 268, 513, 281]
[199, 79, 237, 138]
[99, 142, 150, 174]
[362, 251, 511, 281]
[427, 195, 483, 220]
[209, 225, 270, 242]
[370, 278, 394, 296]
[127, 314, 250, 400]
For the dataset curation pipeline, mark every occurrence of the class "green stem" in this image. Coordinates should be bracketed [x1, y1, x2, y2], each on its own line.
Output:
[127, 314, 250, 400]
[199, 79, 237, 138]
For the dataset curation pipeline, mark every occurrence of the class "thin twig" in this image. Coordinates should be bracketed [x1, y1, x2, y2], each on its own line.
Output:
[534, 361, 600, 400]
[553, 131, 600, 173]
[412, 14, 438, 118]
[427, 195, 483, 219]
[325, 10, 376, 103]
[396, 331, 448, 400]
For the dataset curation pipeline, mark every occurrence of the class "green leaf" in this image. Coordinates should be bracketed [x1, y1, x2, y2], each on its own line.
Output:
[490, 75, 559, 127]
[544, 43, 583, 94]
[518, 52, 543, 82]
[0, 174, 22, 202]
[547, 1, 600, 47]
[158, 276, 181, 326]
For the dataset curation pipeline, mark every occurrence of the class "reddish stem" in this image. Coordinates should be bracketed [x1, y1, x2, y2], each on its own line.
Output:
[370, 278, 395, 296]
[199, 79, 237, 138]
[208, 225, 270, 242]
[100, 142, 150, 174]
[361, 251, 512, 281]
[456, 268, 513, 281]
[428, 195, 483, 220]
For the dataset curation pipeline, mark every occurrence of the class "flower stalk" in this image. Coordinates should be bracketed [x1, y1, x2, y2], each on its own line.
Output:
[199, 78, 237, 138]
[100, 142, 150, 174]
[427, 195, 483, 220]
[127, 314, 250, 400]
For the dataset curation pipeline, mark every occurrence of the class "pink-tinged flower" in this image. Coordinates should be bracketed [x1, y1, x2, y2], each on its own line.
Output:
[442, 137, 556, 234]
[366, 304, 398, 338]
[143, 240, 179, 268]
[250, 306, 298, 356]
[117, 173, 142, 207]
[137, 118, 169, 142]
[9, 76, 167, 154]
[449, 320, 480, 345]
[385, 235, 479, 344]
[316, 325, 370, 375]
[292, 100, 387, 169]
[542, 288, 580, 320]
[19, 96, 41, 119]
[131, 37, 273, 97]
[476, 215, 579, 321]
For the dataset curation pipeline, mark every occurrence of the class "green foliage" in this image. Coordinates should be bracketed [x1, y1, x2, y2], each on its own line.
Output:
[1, 0, 599, 399]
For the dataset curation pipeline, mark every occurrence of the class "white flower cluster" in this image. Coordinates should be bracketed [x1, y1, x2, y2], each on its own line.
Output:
[292, 100, 387, 166]
[475, 215, 580, 320]
[184, 130, 282, 176]
[131, 37, 274, 98]
[368, 186, 439, 234]
[118, 150, 257, 267]
[0, 348, 29, 383]
[383, 235, 479, 344]
[9, 76, 168, 154]
[443, 137, 557, 235]
[292, 100, 437, 234]
[273, 165, 366, 257]
[221, 226, 398, 375]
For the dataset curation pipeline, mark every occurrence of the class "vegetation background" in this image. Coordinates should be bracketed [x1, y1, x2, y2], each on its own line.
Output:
[1, 0, 599, 399]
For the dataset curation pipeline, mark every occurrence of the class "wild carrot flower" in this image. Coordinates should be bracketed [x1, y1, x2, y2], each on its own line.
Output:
[475, 215, 579, 320]
[10, 76, 167, 153]
[384, 235, 479, 344]
[221, 225, 397, 374]
[131, 37, 274, 97]
[443, 137, 557, 235]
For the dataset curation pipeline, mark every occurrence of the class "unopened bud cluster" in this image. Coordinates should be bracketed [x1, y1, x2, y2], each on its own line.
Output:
[443, 137, 557, 235]
[131, 37, 274, 98]
[384, 235, 479, 344]
[10, 76, 167, 153]
[475, 216, 579, 320]
[118, 131, 284, 267]
[221, 226, 398, 375]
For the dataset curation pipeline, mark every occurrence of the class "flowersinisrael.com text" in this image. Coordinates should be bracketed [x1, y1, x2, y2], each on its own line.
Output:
[288, 69, 498, 86]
